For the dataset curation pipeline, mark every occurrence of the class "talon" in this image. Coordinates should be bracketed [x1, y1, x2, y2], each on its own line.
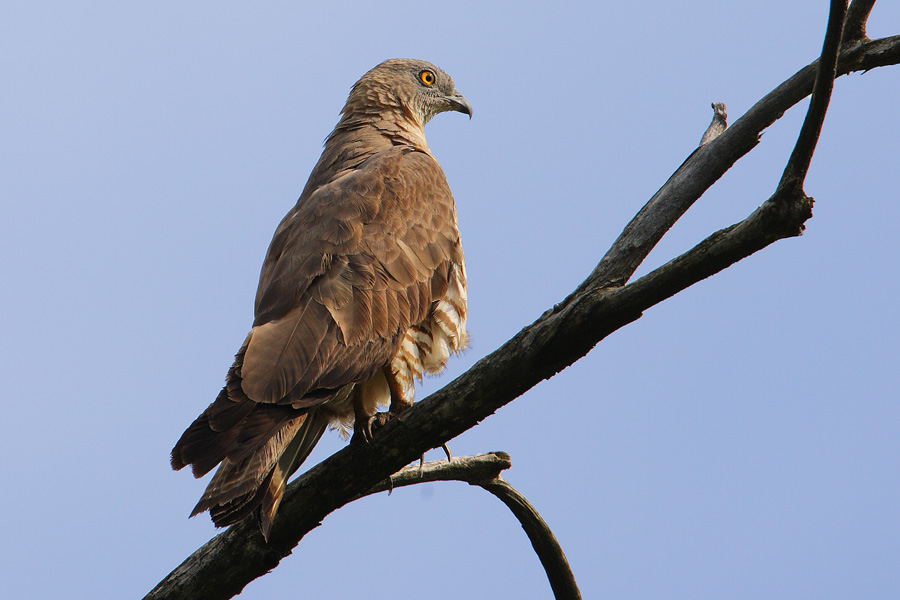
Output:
[441, 443, 453, 463]
[365, 415, 377, 442]
[351, 417, 373, 444]
[418, 454, 425, 477]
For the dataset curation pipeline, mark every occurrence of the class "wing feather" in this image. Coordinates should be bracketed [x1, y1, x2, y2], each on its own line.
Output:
[240, 297, 330, 402]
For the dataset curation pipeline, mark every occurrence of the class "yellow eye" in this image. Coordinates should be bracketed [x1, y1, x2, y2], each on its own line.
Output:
[420, 70, 435, 85]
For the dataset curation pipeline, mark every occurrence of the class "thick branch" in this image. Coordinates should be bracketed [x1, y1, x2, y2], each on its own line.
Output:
[146, 28, 900, 600]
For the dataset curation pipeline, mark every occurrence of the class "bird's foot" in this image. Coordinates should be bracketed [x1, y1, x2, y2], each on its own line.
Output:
[368, 411, 393, 435]
[351, 411, 393, 444]
[350, 399, 417, 445]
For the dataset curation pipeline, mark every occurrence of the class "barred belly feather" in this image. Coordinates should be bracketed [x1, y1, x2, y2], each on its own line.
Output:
[391, 262, 467, 402]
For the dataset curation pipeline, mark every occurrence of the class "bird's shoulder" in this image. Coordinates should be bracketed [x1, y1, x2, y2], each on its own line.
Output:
[253, 145, 458, 326]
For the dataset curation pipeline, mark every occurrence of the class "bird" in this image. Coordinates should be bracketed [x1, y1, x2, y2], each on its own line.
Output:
[170, 58, 472, 540]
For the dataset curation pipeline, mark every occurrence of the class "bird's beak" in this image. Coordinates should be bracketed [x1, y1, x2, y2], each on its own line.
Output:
[447, 92, 473, 119]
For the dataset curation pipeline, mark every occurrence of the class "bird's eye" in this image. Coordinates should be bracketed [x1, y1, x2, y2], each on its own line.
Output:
[419, 70, 436, 86]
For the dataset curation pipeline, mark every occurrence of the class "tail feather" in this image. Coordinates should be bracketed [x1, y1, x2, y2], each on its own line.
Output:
[256, 408, 329, 539]
[188, 408, 330, 540]
[190, 414, 304, 517]
[207, 468, 275, 526]
[171, 388, 295, 478]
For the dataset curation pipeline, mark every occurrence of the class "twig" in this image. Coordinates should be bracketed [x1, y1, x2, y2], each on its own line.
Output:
[479, 478, 581, 600]
[352, 451, 511, 498]
[359, 454, 581, 600]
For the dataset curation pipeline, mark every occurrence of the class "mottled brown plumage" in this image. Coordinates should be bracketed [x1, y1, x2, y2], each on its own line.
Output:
[171, 58, 471, 540]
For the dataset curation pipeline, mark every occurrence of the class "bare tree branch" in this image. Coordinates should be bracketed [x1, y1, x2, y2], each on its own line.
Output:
[780, 0, 846, 192]
[145, 12, 900, 600]
[358, 454, 582, 600]
[354, 451, 512, 497]
[841, 33, 900, 71]
[479, 478, 581, 600]
[574, 30, 898, 302]
[843, 0, 875, 44]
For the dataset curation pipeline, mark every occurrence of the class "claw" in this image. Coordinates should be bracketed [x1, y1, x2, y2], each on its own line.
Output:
[441, 443, 452, 463]
[416, 444, 451, 476]
[365, 415, 376, 442]
[350, 414, 377, 444]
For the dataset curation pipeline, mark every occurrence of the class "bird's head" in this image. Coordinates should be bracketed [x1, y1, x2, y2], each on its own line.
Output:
[343, 58, 472, 127]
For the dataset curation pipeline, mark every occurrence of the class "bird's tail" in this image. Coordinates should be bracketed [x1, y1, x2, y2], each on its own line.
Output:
[192, 408, 329, 540]
[255, 408, 329, 540]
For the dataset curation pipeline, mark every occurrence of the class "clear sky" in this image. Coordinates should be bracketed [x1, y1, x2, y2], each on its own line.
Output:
[2, 1, 898, 598]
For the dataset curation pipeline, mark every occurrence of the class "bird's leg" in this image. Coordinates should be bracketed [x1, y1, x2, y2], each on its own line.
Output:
[385, 367, 454, 471]
[352, 369, 412, 442]
[384, 366, 413, 417]
[365, 366, 412, 437]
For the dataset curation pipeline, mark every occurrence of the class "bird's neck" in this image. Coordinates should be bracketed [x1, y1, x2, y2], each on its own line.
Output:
[302, 118, 430, 195]
[335, 110, 430, 152]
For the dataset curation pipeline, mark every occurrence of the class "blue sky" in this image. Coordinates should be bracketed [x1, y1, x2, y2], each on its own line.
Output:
[2, 1, 898, 598]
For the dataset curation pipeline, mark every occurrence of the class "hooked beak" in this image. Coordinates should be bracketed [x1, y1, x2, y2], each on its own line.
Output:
[447, 92, 473, 119]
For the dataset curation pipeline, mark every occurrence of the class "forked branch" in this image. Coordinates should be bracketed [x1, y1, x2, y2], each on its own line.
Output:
[358, 453, 581, 600]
